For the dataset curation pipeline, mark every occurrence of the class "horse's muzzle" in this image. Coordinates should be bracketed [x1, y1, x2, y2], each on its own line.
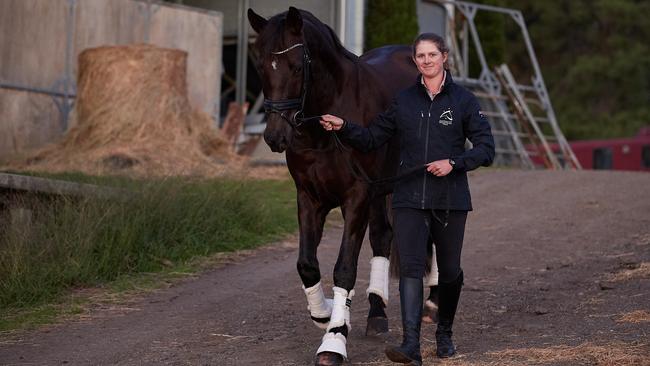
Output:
[264, 132, 288, 153]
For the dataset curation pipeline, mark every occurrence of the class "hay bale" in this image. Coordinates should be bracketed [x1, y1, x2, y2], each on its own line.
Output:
[10, 44, 241, 177]
[221, 102, 248, 151]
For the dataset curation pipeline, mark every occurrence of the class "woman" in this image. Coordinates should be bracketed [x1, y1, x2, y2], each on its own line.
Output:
[320, 33, 495, 364]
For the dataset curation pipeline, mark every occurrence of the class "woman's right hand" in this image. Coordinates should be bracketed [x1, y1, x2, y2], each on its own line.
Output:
[319, 114, 344, 131]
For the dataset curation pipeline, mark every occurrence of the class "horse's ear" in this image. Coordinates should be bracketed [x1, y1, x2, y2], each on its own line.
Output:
[286, 6, 303, 35]
[248, 8, 267, 34]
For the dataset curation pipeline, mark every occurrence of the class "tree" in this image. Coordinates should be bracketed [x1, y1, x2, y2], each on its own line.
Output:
[365, 0, 419, 51]
[477, 0, 650, 139]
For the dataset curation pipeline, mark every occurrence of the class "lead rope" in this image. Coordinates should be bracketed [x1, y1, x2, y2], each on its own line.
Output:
[333, 130, 450, 227]
[431, 177, 450, 228]
[331, 132, 429, 185]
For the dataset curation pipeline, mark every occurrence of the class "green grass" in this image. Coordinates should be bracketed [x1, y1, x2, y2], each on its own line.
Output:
[0, 297, 88, 332]
[0, 175, 297, 331]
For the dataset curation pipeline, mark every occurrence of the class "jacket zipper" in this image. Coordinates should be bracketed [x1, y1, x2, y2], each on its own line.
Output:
[421, 101, 435, 209]
[418, 111, 424, 138]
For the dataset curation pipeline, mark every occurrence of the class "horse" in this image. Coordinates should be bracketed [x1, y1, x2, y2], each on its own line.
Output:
[248, 7, 419, 365]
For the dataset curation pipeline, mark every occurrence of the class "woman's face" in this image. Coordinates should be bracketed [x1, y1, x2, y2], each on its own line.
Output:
[413, 40, 447, 79]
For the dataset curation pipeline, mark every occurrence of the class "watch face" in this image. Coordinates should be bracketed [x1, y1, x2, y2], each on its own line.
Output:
[450, 159, 455, 166]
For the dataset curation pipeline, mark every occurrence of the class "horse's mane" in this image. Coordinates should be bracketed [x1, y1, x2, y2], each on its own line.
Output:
[301, 11, 358, 62]
[258, 9, 358, 64]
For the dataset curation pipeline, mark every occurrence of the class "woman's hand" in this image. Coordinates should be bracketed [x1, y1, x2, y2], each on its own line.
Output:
[427, 159, 453, 177]
[319, 114, 344, 131]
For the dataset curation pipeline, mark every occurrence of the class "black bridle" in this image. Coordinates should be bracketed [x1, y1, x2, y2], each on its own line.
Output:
[262, 43, 320, 129]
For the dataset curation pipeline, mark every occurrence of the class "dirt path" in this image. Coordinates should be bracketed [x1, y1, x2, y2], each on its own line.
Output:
[1, 170, 649, 365]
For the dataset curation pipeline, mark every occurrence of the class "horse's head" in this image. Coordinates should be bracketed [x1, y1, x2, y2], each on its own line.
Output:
[248, 7, 310, 153]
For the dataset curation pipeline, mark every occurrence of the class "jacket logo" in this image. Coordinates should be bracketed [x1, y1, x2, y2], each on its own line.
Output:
[439, 109, 453, 126]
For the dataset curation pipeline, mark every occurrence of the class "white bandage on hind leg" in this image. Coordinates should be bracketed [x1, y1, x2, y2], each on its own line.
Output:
[425, 269, 439, 287]
[366, 256, 390, 305]
[317, 287, 354, 359]
[303, 281, 333, 329]
[424, 248, 439, 287]
[424, 251, 439, 313]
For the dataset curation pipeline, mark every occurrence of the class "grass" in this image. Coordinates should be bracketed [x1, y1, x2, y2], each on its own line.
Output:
[0, 174, 297, 331]
[0, 297, 88, 333]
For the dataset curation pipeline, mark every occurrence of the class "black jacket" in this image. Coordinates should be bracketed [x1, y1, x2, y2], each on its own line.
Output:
[338, 73, 495, 211]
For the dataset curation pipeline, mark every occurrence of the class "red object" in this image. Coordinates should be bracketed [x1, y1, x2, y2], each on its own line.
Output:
[531, 127, 650, 171]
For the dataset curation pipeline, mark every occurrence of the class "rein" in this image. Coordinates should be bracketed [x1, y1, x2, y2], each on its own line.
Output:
[330, 132, 426, 185]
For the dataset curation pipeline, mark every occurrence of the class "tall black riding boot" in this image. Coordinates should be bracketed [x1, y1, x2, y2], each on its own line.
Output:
[436, 271, 463, 358]
[385, 277, 423, 365]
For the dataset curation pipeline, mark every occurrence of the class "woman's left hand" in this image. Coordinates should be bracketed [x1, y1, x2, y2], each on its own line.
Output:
[426, 159, 453, 177]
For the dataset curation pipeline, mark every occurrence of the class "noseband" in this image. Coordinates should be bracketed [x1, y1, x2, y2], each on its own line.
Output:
[263, 43, 317, 129]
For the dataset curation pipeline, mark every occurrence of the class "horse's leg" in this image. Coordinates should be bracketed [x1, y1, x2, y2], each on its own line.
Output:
[365, 194, 392, 335]
[296, 189, 332, 329]
[315, 194, 369, 366]
[423, 242, 440, 323]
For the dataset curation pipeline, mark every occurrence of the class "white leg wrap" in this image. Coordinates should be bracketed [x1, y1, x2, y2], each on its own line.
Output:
[317, 287, 354, 359]
[316, 332, 348, 359]
[366, 256, 390, 305]
[425, 248, 439, 287]
[425, 270, 439, 287]
[303, 281, 333, 329]
[327, 287, 354, 332]
[326, 287, 354, 332]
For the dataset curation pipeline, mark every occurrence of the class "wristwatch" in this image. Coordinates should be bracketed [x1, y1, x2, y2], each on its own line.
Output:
[449, 158, 456, 169]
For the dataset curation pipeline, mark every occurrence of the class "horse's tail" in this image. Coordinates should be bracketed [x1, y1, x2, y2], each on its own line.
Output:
[389, 236, 400, 279]
[387, 196, 400, 279]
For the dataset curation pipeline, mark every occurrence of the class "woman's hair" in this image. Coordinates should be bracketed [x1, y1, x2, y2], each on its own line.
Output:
[412, 33, 450, 69]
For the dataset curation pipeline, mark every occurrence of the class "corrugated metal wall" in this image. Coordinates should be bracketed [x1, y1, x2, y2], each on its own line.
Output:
[0, 0, 223, 158]
[180, 0, 337, 38]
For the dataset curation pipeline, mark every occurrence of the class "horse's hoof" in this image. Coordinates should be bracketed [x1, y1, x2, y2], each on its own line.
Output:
[422, 313, 436, 323]
[365, 316, 389, 336]
[422, 299, 438, 324]
[314, 351, 343, 366]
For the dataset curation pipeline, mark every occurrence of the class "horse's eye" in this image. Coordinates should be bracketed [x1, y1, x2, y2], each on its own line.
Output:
[294, 66, 302, 75]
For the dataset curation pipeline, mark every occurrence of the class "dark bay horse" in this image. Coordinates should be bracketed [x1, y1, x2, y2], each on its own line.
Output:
[248, 7, 417, 365]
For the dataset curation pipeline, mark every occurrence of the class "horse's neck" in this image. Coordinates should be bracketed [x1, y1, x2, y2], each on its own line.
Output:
[308, 57, 372, 116]
[288, 122, 338, 155]
[291, 52, 380, 152]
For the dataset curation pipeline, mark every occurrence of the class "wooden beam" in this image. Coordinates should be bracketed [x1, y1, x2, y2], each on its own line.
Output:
[0, 173, 124, 200]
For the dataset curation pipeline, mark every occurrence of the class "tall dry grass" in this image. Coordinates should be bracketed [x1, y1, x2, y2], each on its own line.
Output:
[0, 176, 296, 309]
